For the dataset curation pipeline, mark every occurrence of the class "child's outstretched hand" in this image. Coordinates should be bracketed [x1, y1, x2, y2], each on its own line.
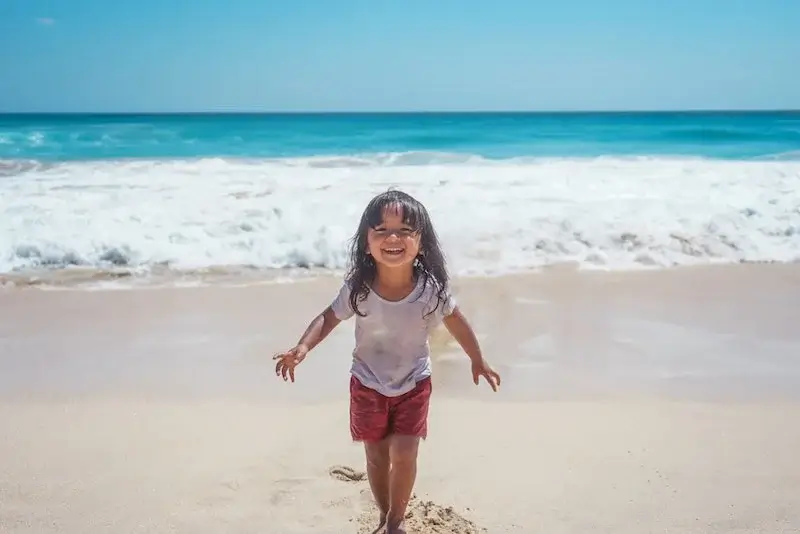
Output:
[273, 344, 308, 382]
[471, 358, 501, 392]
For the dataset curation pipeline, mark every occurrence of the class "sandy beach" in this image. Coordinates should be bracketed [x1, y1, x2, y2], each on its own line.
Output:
[2, 264, 800, 533]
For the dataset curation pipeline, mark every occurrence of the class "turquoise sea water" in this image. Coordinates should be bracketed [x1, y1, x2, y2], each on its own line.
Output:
[1, 111, 799, 284]
[1, 111, 800, 162]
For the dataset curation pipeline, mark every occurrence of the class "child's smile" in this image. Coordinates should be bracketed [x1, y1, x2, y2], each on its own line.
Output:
[382, 246, 405, 256]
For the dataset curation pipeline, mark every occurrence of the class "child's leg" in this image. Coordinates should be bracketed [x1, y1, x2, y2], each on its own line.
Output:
[384, 377, 432, 531]
[350, 376, 391, 528]
[386, 434, 420, 530]
[364, 439, 390, 524]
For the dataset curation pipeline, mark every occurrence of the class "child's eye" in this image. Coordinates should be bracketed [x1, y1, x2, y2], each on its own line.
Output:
[372, 227, 417, 236]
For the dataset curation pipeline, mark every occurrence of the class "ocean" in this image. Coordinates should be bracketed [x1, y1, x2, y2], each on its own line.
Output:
[1, 111, 799, 286]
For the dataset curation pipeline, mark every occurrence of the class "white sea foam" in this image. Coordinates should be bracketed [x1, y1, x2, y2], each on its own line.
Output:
[1, 154, 798, 283]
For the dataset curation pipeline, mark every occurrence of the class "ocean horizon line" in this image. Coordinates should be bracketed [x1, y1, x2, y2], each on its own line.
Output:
[2, 108, 800, 117]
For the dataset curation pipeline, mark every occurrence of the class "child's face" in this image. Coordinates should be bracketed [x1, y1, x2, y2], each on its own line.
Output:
[367, 204, 422, 269]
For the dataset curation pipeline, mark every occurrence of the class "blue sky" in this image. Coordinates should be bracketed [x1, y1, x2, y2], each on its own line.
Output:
[1, 0, 799, 112]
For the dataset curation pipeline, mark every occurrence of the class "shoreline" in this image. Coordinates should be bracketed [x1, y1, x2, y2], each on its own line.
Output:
[2, 258, 797, 292]
[2, 262, 798, 403]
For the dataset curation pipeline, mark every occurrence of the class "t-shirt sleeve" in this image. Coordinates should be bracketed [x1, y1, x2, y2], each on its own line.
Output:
[439, 287, 457, 318]
[426, 282, 457, 323]
[330, 282, 355, 321]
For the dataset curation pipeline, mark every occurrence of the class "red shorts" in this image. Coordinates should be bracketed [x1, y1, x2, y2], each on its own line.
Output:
[349, 375, 432, 442]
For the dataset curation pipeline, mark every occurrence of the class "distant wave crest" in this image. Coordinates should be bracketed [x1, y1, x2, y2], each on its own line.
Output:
[0, 158, 53, 176]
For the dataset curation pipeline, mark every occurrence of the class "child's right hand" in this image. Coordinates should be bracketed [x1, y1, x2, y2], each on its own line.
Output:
[273, 344, 309, 382]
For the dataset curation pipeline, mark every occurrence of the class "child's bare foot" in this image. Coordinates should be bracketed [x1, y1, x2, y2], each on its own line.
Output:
[368, 513, 387, 534]
[386, 521, 407, 534]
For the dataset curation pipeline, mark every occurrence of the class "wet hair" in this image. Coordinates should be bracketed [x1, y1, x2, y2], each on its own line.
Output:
[345, 189, 449, 317]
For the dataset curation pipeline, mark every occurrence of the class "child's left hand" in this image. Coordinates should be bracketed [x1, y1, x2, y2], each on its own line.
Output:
[471, 358, 501, 391]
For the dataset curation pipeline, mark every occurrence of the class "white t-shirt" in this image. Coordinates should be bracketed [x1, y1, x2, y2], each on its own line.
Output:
[331, 275, 456, 397]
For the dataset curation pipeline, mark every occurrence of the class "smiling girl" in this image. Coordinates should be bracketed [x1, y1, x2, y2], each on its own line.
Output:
[273, 189, 500, 534]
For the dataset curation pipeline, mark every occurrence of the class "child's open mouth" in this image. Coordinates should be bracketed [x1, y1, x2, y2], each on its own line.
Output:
[382, 248, 404, 256]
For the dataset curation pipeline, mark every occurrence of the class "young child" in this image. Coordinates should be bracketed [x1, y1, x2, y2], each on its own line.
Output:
[273, 189, 500, 534]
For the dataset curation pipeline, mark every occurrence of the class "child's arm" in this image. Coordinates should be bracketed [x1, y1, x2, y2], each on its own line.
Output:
[442, 307, 484, 363]
[274, 306, 341, 382]
[294, 306, 342, 353]
[443, 307, 501, 391]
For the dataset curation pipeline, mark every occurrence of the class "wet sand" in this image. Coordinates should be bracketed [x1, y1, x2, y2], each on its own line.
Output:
[1, 264, 799, 533]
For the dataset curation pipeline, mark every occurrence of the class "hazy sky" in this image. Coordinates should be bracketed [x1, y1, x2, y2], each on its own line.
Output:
[1, 0, 799, 112]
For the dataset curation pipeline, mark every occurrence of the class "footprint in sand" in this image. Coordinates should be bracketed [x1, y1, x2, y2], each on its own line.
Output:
[353, 496, 486, 534]
[403, 499, 486, 534]
[327, 464, 486, 534]
[328, 464, 367, 482]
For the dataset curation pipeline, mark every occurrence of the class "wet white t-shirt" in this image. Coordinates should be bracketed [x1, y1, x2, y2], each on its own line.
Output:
[331, 276, 456, 397]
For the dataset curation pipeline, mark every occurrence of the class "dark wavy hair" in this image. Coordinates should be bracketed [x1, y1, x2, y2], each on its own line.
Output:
[345, 189, 450, 317]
